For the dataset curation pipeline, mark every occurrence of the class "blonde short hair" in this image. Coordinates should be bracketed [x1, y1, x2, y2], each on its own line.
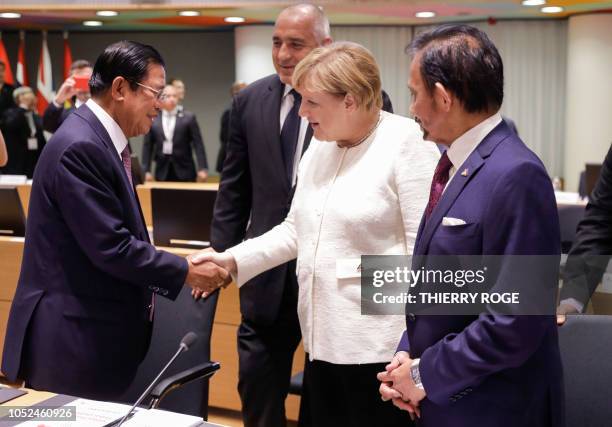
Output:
[292, 41, 382, 111]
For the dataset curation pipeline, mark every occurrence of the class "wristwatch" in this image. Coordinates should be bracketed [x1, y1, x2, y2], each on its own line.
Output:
[410, 358, 424, 390]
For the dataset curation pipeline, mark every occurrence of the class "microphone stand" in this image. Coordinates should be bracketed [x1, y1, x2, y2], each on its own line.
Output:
[114, 343, 189, 427]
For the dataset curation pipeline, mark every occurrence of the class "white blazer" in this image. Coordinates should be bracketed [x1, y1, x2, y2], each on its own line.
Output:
[229, 111, 440, 364]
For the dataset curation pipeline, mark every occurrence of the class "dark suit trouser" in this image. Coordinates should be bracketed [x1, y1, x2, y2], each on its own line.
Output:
[237, 267, 301, 427]
[298, 357, 412, 427]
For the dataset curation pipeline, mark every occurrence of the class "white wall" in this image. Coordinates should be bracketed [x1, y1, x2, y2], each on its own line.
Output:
[564, 13, 612, 191]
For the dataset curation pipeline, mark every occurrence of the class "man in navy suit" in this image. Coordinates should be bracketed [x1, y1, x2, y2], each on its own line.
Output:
[378, 25, 564, 426]
[1, 41, 228, 400]
[142, 84, 208, 182]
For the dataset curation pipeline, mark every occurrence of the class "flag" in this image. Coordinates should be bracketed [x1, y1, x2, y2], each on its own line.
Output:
[63, 31, 72, 80]
[0, 32, 16, 85]
[36, 31, 54, 115]
[16, 31, 28, 86]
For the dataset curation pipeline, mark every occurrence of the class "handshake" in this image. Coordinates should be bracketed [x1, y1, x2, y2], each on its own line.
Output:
[184, 249, 237, 298]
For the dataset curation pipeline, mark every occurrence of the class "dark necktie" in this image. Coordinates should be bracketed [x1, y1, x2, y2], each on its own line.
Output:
[425, 151, 453, 220]
[280, 89, 302, 184]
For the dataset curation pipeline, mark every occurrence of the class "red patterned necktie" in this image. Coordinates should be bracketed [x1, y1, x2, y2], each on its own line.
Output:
[425, 151, 453, 220]
[121, 146, 133, 190]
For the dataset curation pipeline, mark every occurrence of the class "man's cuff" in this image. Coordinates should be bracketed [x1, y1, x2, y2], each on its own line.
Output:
[560, 297, 584, 313]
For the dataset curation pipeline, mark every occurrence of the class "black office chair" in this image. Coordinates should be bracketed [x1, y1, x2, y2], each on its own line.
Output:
[558, 315, 612, 427]
[558, 204, 586, 253]
[118, 287, 220, 419]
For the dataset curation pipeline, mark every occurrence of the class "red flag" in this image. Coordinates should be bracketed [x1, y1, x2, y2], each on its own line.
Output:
[63, 31, 73, 81]
[16, 31, 29, 86]
[0, 32, 16, 86]
[36, 31, 54, 115]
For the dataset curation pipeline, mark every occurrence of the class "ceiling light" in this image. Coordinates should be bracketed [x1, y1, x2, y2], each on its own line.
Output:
[541, 6, 564, 13]
[0, 12, 21, 19]
[224, 16, 246, 23]
[97, 10, 119, 17]
[521, 0, 546, 6]
[83, 20, 103, 27]
[415, 11, 436, 19]
[179, 10, 200, 17]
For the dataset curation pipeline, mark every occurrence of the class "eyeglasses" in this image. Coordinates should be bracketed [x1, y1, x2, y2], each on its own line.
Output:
[135, 81, 167, 102]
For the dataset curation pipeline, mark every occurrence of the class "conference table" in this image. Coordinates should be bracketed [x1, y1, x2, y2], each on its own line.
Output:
[0, 385, 225, 426]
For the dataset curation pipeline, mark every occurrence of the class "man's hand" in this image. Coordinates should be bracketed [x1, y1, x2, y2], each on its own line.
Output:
[196, 170, 208, 182]
[187, 249, 235, 299]
[185, 256, 229, 294]
[557, 302, 579, 326]
[54, 77, 78, 105]
[377, 352, 426, 417]
[145, 172, 154, 182]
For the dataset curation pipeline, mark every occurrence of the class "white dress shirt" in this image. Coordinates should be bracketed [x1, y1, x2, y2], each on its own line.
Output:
[86, 98, 128, 160]
[444, 112, 502, 189]
[162, 108, 178, 142]
[280, 84, 308, 186]
[228, 111, 440, 364]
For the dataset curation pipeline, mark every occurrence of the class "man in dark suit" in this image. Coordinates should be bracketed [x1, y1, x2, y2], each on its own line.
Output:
[0, 86, 46, 178]
[1, 41, 228, 401]
[0, 60, 16, 117]
[142, 84, 208, 182]
[558, 143, 612, 320]
[378, 25, 563, 426]
[42, 59, 92, 133]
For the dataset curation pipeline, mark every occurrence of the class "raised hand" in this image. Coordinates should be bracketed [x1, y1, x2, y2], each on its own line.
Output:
[54, 77, 78, 105]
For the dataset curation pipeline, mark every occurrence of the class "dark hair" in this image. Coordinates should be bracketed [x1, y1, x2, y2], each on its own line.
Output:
[70, 59, 92, 72]
[89, 40, 165, 97]
[408, 24, 503, 113]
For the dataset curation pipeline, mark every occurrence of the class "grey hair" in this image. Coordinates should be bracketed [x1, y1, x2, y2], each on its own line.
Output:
[279, 3, 331, 43]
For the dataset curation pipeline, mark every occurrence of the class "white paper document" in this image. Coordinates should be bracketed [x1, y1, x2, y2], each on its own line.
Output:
[15, 398, 204, 427]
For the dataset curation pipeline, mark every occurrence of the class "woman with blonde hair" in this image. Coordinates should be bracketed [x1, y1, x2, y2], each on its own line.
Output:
[193, 41, 439, 426]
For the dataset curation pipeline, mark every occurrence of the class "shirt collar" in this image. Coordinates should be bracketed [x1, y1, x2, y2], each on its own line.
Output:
[86, 98, 128, 160]
[446, 112, 502, 171]
[163, 107, 178, 117]
[283, 84, 294, 99]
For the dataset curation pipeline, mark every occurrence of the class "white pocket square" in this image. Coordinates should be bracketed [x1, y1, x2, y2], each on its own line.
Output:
[442, 217, 467, 226]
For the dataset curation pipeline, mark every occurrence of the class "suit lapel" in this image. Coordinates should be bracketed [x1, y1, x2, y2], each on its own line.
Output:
[75, 105, 148, 239]
[171, 112, 183, 144]
[261, 76, 290, 191]
[416, 120, 512, 255]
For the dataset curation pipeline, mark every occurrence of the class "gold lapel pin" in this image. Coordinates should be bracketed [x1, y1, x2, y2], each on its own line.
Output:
[461, 168, 469, 177]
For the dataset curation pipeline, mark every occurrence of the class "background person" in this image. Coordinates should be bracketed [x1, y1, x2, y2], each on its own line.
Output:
[142, 84, 208, 182]
[0, 86, 46, 178]
[42, 59, 93, 133]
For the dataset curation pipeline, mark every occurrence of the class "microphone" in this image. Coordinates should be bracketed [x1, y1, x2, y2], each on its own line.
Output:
[114, 332, 199, 427]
